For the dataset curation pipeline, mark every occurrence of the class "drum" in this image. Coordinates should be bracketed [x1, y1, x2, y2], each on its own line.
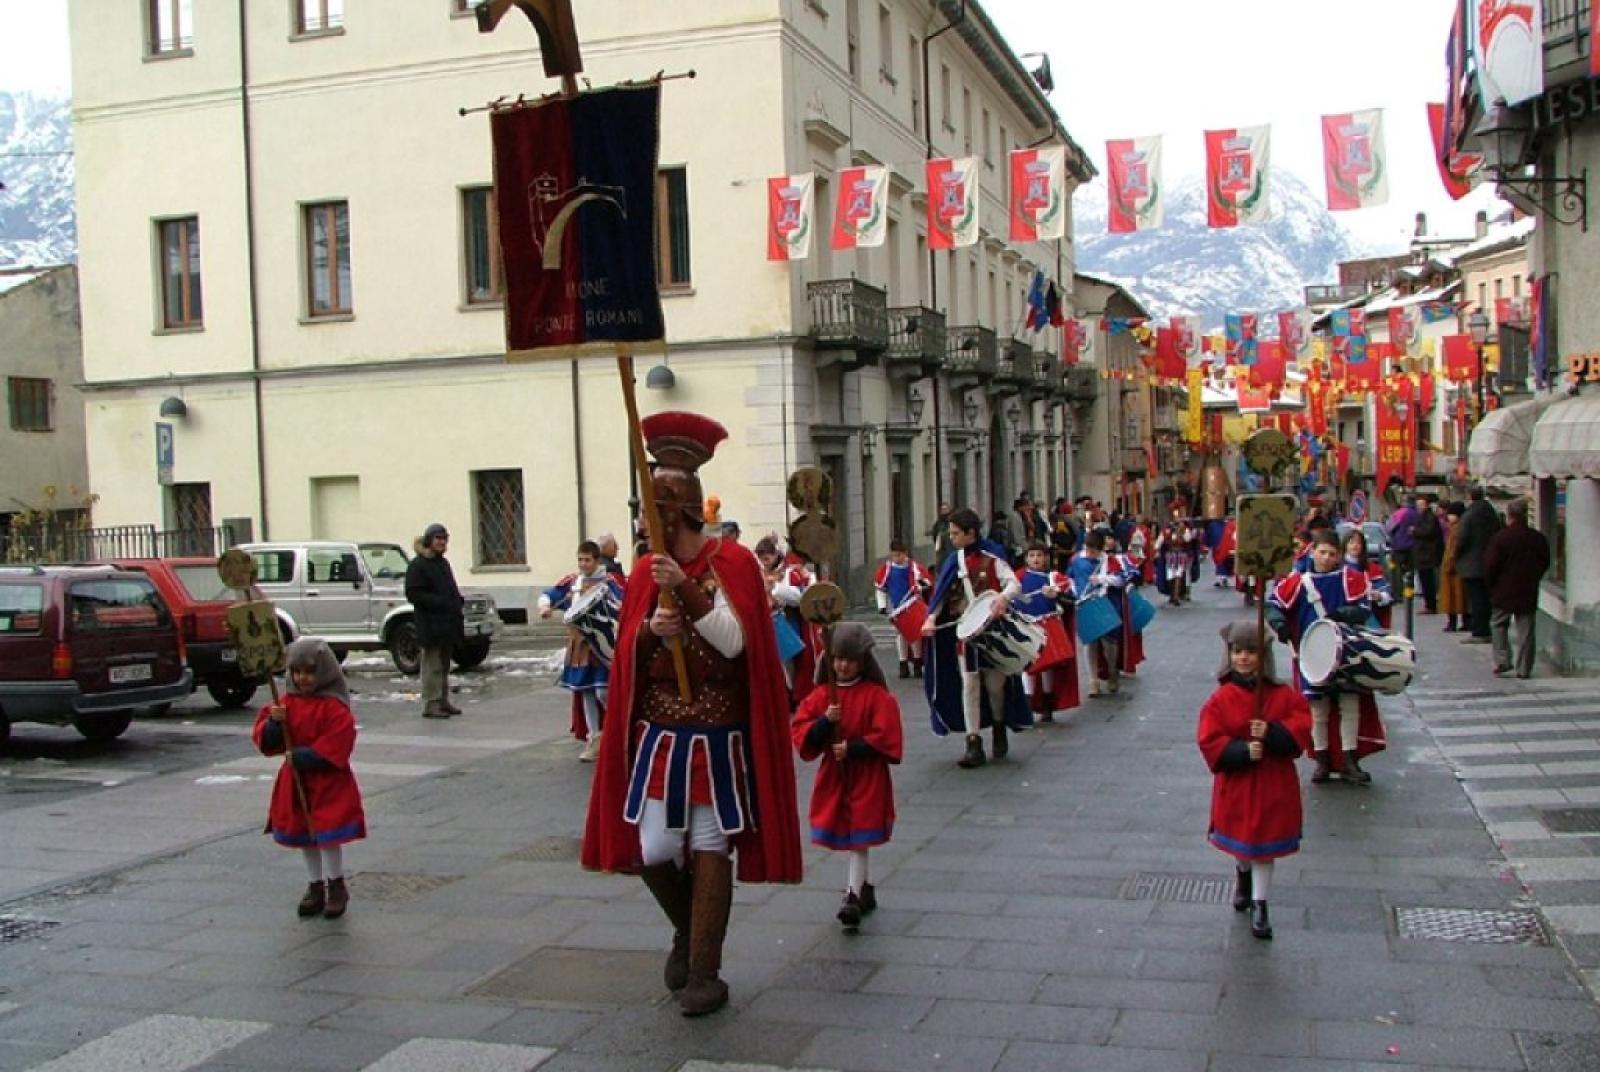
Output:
[1299, 619, 1416, 695]
[562, 583, 620, 666]
[956, 591, 1046, 675]
[1127, 589, 1157, 633]
[1075, 595, 1121, 644]
[889, 597, 929, 648]
[1028, 616, 1074, 672]
[772, 611, 806, 662]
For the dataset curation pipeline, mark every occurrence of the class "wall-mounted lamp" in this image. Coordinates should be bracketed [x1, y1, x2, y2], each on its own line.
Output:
[159, 396, 188, 419]
[962, 393, 980, 428]
[908, 386, 926, 424]
[1006, 399, 1022, 425]
[645, 363, 676, 390]
[1043, 408, 1055, 433]
[1473, 103, 1588, 231]
[860, 423, 878, 459]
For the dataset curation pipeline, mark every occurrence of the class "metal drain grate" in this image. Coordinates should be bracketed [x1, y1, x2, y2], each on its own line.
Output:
[0, 917, 62, 944]
[1395, 907, 1550, 945]
[345, 872, 462, 902]
[1118, 872, 1234, 904]
[502, 836, 583, 862]
[1539, 808, 1600, 834]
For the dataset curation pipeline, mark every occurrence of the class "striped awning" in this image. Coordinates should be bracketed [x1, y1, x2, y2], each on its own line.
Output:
[1529, 395, 1600, 480]
[1467, 394, 1559, 479]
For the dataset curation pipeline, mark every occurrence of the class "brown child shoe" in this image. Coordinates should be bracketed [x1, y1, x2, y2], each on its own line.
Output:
[297, 881, 326, 918]
[323, 876, 350, 919]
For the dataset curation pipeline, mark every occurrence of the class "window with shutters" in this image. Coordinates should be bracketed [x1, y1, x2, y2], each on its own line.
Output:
[657, 168, 692, 289]
[474, 469, 527, 566]
[7, 378, 52, 432]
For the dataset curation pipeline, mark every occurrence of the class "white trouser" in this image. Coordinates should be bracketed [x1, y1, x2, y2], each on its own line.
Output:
[301, 845, 345, 881]
[636, 798, 730, 869]
[580, 688, 608, 736]
[1309, 696, 1358, 752]
[960, 666, 1009, 735]
[1235, 857, 1273, 901]
[846, 849, 870, 894]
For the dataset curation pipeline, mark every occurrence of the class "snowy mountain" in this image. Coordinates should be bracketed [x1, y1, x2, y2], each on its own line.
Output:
[0, 91, 76, 268]
[1073, 169, 1367, 329]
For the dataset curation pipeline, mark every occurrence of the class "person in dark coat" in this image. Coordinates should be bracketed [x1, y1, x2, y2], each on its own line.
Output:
[405, 522, 465, 718]
[1483, 499, 1551, 679]
[1409, 495, 1443, 614]
[1453, 488, 1502, 642]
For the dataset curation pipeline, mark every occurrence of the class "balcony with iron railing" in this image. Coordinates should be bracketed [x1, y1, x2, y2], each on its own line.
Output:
[806, 278, 888, 359]
[993, 337, 1032, 391]
[944, 325, 998, 383]
[1036, 351, 1063, 397]
[1304, 283, 1369, 307]
[1544, 0, 1593, 79]
[885, 306, 946, 376]
[1062, 365, 1098, 402]
[1122, 446, 1149, 475]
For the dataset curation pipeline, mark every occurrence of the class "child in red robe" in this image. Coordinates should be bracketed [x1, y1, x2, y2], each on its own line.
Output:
[792, 622, 904, 932]
[252, 638, 366, 920]
[1196, 620, 1312, 941]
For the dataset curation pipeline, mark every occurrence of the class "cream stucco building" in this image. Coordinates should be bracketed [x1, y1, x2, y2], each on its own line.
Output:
[67, 0, 1095, 611]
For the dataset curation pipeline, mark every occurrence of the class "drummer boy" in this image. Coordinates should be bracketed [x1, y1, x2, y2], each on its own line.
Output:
[874, 539, 932, 679]
[539, 540, 626, 762]
[1014, 543, 1079, 721]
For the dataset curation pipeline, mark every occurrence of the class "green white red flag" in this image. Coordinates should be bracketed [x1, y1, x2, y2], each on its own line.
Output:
[1106, 136, 1163, 233]
[1322, 109, 1388, 211]
[830, 165, 889, 251]
[767, 173, 814, 261]
[1009, 146, 1066, 241]
[927, 157, 980, 250]
[1204, 125, 1271, 228]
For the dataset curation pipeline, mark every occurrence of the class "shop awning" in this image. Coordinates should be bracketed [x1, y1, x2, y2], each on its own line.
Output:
[1529, 395, 1600, 479]
[1467, 394, 1559, 478]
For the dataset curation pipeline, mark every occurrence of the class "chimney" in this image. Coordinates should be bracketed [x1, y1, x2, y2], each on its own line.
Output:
[1414, 211, 1428, 237]
[1475, 210, 1489, 238]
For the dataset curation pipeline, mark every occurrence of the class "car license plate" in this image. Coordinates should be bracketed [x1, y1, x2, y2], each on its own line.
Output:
[221, 648, 238, 662]
[109, 664, 153, 684]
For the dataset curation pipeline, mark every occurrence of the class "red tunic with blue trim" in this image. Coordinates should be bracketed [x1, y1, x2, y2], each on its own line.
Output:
[1198, 677, 1312, 860]
[792, 679, 903, 850]
[252, 695, 366, 849]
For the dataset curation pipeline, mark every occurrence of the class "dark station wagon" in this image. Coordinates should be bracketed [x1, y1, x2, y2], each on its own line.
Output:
[0, 565, 194, 749]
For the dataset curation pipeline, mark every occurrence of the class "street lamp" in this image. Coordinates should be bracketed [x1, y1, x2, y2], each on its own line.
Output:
[908, 386, 926, 425]
[962, 392, 980, 429]
[1006, 399, 1022, 426]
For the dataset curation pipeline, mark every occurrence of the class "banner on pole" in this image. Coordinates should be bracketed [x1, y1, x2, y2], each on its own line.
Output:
[1106, 135, 1163, 233]
[1322, 108, 1389, 211]
[1473, 0, 1544, 106]
[928, 156, 981, 250]
[831, 165, 889, 250]
[1009, 146, 1066, 241]
[1205, 125, 1271, 228]
[491, 83, 666, 360]
[767, 173, 815, 261]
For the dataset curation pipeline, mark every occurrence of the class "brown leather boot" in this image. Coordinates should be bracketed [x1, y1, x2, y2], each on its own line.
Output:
[679, 851, 733, 1017]
[323, 876, 349, 919]
[640, 861, 693, 991]
[957, 734, 986, 769]
[297, 880, 326, 918]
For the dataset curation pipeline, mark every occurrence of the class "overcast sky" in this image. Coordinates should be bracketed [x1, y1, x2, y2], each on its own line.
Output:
[982, 0, 1497, 251]
[0, 0, 70, 97]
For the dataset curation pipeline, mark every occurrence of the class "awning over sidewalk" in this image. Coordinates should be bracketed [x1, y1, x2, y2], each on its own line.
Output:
[1467, 394, 1558, 478]
[1529, 395, 1600, 479]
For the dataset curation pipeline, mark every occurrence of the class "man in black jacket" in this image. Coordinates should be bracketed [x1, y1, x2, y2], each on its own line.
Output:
[405, 523, 464, 718]
[1410, 494, 1443, 614]
[1454, 488, 1502, 643]
[1484, 499, 1551, 679]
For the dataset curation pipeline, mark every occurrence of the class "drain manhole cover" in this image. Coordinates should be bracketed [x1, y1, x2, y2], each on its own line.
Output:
[1395, 907, 1550, 945]
[346, 872, 462, 902]
[503, 836, 583, 862]
[468, 946, 668, 1006]
[0, 917, 61, 944]
[1540, 808, 1600, 834]
[1118, 872, 1233, 904]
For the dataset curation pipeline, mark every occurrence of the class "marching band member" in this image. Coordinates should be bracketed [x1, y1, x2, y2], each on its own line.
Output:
[1067, 530, 1142, 696]
[756, 536, 818, 706]
[1015, 542, 1079, 722]
[1267, 530, 1387, 786]
[921, 508, 1031, 769]
[1155, 517, 1194, 607]
[583, 411, 801, 1017]
[874, 539, 933, 678]
[1343, 528, 1394, 630]
[540, 540, 626, 762]
[1197, 621, 1311, 941]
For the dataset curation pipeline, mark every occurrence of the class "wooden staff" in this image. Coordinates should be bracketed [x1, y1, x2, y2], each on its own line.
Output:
[618, 353, 692, 702]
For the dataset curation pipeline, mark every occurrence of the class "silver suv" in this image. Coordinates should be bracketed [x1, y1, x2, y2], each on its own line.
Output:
[240, 541, 499, 675]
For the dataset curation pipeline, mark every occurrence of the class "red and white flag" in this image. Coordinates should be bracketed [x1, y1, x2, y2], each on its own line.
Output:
[1278, 308, 1312, 361]
[1204, 125, 1271, 228]
[1106, 135, 1163, 233]
[1322, 109, 1388, 211]
[1427, 102, 1481, 201]
[1473, 1, 1543, 106]
[927, 156, 980, 250]
[830, 165, 889, 251]
[1009, 145, 1066, 241]
[766, 173, 814, 262]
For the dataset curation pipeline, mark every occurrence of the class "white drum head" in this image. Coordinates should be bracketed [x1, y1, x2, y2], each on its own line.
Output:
[1299, 619, 1341, 686]
[956, 591, 1000, 642]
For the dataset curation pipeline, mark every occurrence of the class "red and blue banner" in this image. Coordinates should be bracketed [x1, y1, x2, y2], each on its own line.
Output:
[491, 83, 666, 360]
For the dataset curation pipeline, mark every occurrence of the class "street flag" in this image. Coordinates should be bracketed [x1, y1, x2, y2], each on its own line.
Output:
[1254, 340, 1286, 389]
[1278, 308, 1311, 361]
[1204, 125, 1271, 228]
[1025, 270, 1048, 331]
[1427, 102, 1480, 201]
[1473, 0, 1543, 106]
[1225, 313, 1258, 365]
[831, 165, 889, 250]
[1237, 382, 1273, 413]
[1322, 109, 1389, 211]
[491, 82, 666, 361]
[1106, 135, 1163, 233]
[1530, 274, 1549, 387]
[1443, 335, 1481, 381]
[1421, 301, 1457, 324]
[1063, 318, 1092, 365]
[1009, 146, 1066, 241]
[1388, 307, 1418, 354]
[927, 156, 980, 250]
[767, 173, 814, 261]
[1046, 282, 1065, 328]
[1170, 315, 1198, 365]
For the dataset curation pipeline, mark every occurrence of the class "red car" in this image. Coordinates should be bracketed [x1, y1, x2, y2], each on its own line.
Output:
[109, 558, 265, 708]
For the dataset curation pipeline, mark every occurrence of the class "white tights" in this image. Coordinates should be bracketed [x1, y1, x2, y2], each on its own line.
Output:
[845, 849, 870, 894]
[1235, 857, 1273, 901]
[636, 798, 730, 869]
[581, 688, 609, 736]
[960, 667, 1009, 735]
[301, 845, 345, 882]
[1309, 697, 1357, 752]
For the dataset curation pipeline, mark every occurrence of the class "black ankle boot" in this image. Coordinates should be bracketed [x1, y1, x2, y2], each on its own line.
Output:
[1310, 749, 1332, 783]
[1343, 750, 1372, 786]
[1232, 867, 1252, 912]
[1251, 900, 1272, 940]
[991, 721, 1009, 759]
[958, 734, 986, 769]
[898, 660, 911, 679]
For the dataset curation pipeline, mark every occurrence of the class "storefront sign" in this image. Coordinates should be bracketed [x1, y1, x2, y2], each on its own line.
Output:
[1567, 351, 1600, 384]
[1533, 76, 1600, 130]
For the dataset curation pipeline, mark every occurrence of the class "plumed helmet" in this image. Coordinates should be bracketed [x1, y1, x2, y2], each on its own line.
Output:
[642, 411, 728, 526]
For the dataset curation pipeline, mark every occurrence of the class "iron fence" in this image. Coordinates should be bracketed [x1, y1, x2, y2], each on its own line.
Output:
[0, 522, 235, 564]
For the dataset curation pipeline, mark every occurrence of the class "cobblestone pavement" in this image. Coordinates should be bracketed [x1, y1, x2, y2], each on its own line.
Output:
[1, 574, 1598, 1071]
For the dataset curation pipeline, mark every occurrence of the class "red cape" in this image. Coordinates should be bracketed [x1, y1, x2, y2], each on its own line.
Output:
[582, 537, 803, 883]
